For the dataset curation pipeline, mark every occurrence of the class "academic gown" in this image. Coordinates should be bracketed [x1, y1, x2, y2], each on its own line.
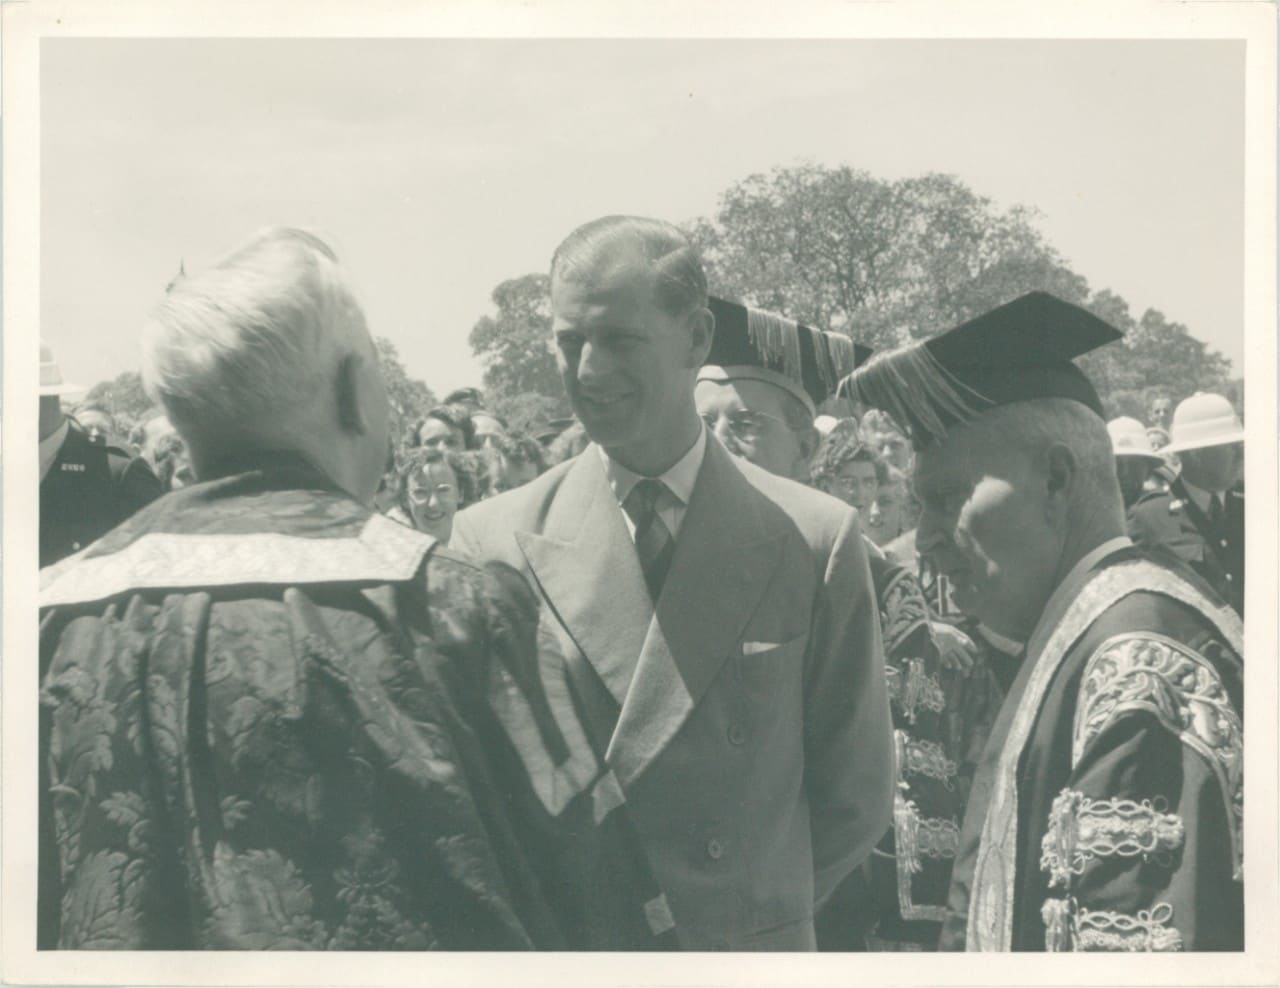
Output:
[941, 543, 1243, 952]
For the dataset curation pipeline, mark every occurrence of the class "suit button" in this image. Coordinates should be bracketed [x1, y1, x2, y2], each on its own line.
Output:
[728, 724, 747, 746]
[1220, 540, 1229, 548]
[706, 838, 726, 860]
[71, 542, 81, 551]
[1225, 573, 1233, 582]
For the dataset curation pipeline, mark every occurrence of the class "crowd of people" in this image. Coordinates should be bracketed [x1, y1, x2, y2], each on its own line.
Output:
[36, 218, 1244, 953]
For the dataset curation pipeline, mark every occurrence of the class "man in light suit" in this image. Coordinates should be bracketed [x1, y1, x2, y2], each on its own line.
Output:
[452, 216, 893, 950]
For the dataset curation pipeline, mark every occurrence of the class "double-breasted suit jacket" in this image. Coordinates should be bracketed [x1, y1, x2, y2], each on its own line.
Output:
[452, 434, 894, 950]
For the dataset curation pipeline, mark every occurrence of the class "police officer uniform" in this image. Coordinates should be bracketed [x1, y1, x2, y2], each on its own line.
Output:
[1129, 476, 1244, 616]
[1127, 392, 1244, 616]
[39, 344, 163, 568]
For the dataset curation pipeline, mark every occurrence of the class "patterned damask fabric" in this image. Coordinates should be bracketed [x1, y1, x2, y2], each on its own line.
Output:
[39, 468, 673, 951]
[41, 560, 539, 949]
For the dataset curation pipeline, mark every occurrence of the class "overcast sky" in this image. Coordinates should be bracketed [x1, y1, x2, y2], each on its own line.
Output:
[41, 38, 1244, 398]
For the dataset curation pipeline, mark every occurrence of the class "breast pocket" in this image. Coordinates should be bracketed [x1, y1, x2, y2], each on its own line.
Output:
[736, 632, 809, 681]
[731, 631, 809, 734]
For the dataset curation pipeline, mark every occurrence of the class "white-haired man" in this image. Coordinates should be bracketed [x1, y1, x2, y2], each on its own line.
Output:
[453, 216, 893, 950]
[848, 292, 1243, 952]
[38, 228, 670, 950]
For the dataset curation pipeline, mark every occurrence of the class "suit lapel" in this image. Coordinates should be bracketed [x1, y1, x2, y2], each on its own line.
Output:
[606, 438, 787, 787]
[514, 449, 653, 707]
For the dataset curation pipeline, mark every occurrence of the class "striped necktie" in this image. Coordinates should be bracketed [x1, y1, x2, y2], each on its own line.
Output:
[623, 478, 675, 601]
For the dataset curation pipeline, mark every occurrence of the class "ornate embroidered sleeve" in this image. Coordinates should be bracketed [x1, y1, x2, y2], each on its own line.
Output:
[1038, 633, 1243, 951]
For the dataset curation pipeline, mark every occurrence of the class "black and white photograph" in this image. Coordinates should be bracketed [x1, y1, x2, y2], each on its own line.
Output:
[3, 1, 1277, 985]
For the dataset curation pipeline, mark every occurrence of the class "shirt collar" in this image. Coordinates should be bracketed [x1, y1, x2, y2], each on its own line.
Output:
[39, 418, 71, 481]
[599, 421, 707, 507]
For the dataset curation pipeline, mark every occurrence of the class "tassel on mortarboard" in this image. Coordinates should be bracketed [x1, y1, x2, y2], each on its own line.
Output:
[849, 340, 993, 448]
[847, 292, 1124, 448]
[703, 296, 872, 415]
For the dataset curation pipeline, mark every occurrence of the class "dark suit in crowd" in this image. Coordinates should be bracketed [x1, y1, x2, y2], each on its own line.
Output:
[1128, 476, 1244, 616]
[40, 418, 164, 568]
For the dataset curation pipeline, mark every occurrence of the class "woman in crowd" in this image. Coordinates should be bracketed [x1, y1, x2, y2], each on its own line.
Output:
[388, 445, 484, 544]
[415, 404, 477, 452]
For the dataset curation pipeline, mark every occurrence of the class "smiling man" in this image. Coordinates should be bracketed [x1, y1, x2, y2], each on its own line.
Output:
[848, 292, 1244, 952]
[453, 216, 893, 950]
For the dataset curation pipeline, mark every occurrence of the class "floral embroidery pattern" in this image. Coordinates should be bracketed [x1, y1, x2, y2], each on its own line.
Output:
[893, 795, 958, 921]
[1042, 898, 1182, 952]
[885, 658, 947, 725]
[895, 731, 956, 784]
[41, 513, 434, 608]
[1040, 789, 1184, 888]
[1073, 633, 1242, 878]
[967, 560, 1242, 951]
[880, 569, 931, 652]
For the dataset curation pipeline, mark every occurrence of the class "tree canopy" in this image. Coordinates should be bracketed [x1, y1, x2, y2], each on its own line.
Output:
[375, 336, 437, 440]
[686, 163, 1233, 419]
[81, 371, 155, 426]
[468, 273, 570, 428]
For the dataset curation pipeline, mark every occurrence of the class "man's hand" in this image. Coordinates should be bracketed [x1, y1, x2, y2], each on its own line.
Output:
[931, 621, 976, 675]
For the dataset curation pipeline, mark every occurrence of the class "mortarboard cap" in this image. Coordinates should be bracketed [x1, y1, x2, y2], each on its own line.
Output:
[846, 291, 1121, 448]
[699, 296, 872, 416]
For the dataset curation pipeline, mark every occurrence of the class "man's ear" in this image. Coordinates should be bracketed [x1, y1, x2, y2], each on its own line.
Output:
[1045, 442, 1076, 519]
[335, 354, 367, 436]
[687, 306, 715, 368]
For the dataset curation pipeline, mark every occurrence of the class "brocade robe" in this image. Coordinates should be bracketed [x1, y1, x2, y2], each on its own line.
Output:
[38, 454, 672, 950]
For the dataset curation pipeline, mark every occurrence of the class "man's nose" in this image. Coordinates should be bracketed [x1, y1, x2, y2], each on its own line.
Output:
[868, 502, 882, 522]
[576, 340, 612, 383]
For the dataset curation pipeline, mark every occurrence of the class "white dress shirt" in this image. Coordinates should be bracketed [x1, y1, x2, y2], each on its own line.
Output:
[599, 422, 708, 543]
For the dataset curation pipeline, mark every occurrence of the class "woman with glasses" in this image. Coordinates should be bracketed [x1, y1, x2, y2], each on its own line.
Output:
[388, 446, 484, 545]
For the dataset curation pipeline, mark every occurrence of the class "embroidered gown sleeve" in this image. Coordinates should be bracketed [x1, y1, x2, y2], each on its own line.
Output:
[873, 558, 963, 936]
[1038, 634, 1243, 951]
